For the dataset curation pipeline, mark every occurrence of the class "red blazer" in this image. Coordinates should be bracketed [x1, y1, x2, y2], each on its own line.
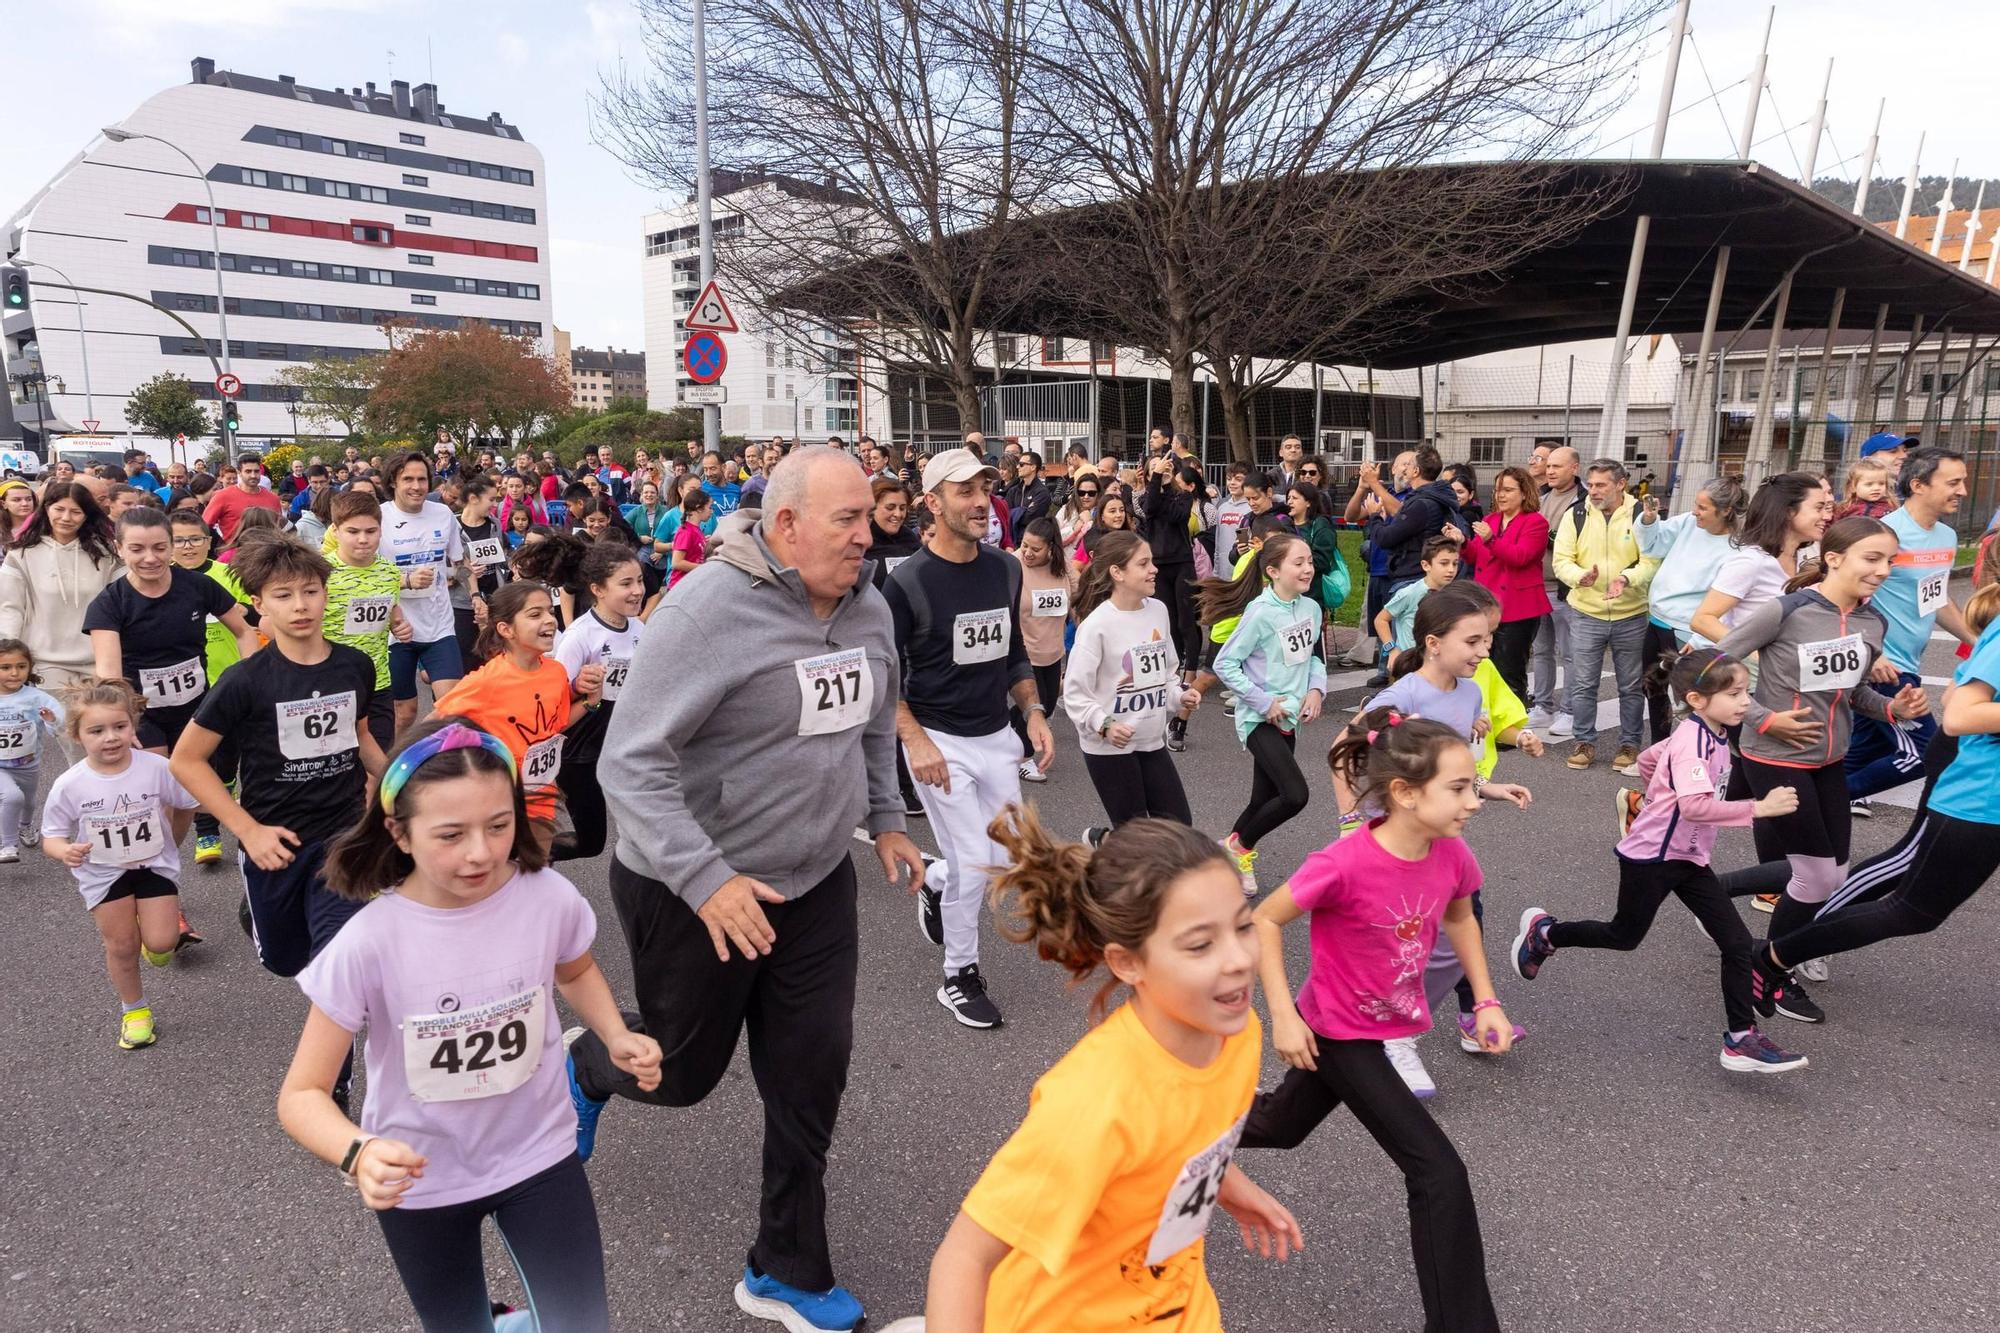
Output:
[1466, 509, 1553, 623]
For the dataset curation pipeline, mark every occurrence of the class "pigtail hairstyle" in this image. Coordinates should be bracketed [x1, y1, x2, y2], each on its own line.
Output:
[1652, 646, 1749, 706]
[1326, 708, 1466, 812]
[326, 716, 546, 901]
[1782, 515, 1895, 593]
[987, 802, 1235, 1022]
[1390, 580, 1495, 681]
[1071, 529, 1145, 623]
[1196, 532, 1304, 627]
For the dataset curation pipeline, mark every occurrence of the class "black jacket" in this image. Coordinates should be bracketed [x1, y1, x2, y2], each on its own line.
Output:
[868, 521, 922, 591]
[1365, 477, 1467, 581]
[1009, 479, 1053, 541]
[1141, 474, 1195, 567]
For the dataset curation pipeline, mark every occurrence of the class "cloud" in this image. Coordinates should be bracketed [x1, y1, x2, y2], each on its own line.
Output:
[498, 32, 532, 67]
[80, 0, 390, 34]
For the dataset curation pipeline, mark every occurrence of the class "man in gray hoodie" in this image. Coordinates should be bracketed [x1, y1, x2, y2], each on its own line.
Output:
[565, 446, 925, 1332]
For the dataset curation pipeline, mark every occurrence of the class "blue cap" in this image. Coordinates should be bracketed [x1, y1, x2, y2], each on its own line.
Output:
[1859, 432, 1914, 458]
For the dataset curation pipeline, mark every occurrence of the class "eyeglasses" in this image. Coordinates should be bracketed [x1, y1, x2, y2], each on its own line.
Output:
[171, 535, 209, 547]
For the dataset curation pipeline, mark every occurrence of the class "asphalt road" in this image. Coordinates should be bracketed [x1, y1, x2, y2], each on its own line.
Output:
[3, 634, 1996, 1333]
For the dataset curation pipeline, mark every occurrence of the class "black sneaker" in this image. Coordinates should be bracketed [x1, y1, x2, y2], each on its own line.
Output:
[1165, 716, 1188, 753]
[1366, 671, 1390, 688]
[938, 964, 1003, 1028]
[237, 892, 254, 940]
[917, 883, 944, 948]
[1773, 974, 1826, 1024]
[902, 790, 926, 818]
[1083, 826, 1109, 850]
[1749, 948, 1790, 1020]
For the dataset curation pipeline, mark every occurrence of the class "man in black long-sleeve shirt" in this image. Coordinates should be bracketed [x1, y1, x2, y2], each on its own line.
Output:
[885, 448, 1053, 1029]
[1008, 449, 1053, 542]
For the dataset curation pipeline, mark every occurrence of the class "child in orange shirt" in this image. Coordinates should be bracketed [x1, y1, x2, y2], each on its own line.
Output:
[433, 582, 601, 855]
[922, 807, 1301, 1333]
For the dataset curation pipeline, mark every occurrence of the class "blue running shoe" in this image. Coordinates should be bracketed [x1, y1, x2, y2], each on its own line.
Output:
[1511, 907, 1554, 981]
[734, 1265, 863, 1332]
[1720, 1027, 1808, 1074]
[563, 1027, 607, 1164]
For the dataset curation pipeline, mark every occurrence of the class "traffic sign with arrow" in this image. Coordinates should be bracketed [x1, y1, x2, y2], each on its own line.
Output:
[683, 280, 739, 333]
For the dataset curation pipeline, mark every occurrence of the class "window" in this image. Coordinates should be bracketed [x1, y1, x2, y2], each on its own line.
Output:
[1045, 336, 1071, 361]
[276, 130, 304, 149]
[1986, 364, 2000, 395]
[515, 283, 539, 299]
[239, 168, 267, 186]
[279, 174, 308, 192]
[358, 185, 389, 204]
[411, 294, 437, 306]
[351, 224, 390, 244]
[169, 248, 206, 267]
[405, 213, 431, 227]
[476, 163, 503, 180]
[402, 173, 428, 187]
[766, 375, 777, 400]
[323, 180, 351, 198]
[804, 408, 814, 431]
[408, 254, 434, 266]
[784, 347, 797, 369]
[245, 214, 271, 230]
[364, 268, 392, 284]
[290, 261, 319, 279]
[400, 132, 426, 146]
[325, 137, 348, 155]
[447, 199, 473, 215]
[246, 257, 279, 275]
[994, 335, 1019, 364]
[290, 303, 324, 320]
[447, 159, 470, 175]
[507, 207, 535, 224]
[785, 382, 796, 399]
[481, 280, 509, 296]
[476, 202, 504, 219]
[1468, 437, 1506, 464]
[330, 265, 358, 281]
[193, 207, 214, 223]
[506, 167, 534, 186]
[1739, 369, 1762, 402]
[355, 144, 386, 163]
[452, 277, 477, 293]
[645, 231, 669, 257]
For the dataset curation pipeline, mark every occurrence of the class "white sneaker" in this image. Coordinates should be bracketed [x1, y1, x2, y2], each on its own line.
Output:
[1795, 958, 1829, 983]
[0, 846, 15, 864]
[1383, 1036, 1436, 1099]
[1017, 760, 1047, 784]
[1548, 713, 1575, 738]
[1526, 706, 1555, 729]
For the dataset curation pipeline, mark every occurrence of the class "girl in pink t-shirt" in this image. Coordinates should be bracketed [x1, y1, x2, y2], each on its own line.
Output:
[275, 720, 662, 1332]
[1510, 648, 1809, 1074]
[1244, 709, 1509, 1333]
[668, 485, 712, 589]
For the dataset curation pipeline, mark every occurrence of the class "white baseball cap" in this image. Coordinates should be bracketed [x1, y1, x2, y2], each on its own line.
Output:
[922, 447, 1000, 494]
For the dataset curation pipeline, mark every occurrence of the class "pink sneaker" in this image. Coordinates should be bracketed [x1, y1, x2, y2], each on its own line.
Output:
[1457, 1012, 1528, 1054]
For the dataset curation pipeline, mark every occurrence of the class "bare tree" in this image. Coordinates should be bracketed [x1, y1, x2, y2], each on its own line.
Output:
[595, 0, 1060, 443]
[1006, 0, 1654, 461]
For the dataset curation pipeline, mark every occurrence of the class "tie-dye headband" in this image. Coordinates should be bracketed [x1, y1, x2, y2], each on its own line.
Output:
[379, 723, 517, 815]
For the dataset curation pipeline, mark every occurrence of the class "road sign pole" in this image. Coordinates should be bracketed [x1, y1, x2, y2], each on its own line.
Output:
[693, 0, 721, 456]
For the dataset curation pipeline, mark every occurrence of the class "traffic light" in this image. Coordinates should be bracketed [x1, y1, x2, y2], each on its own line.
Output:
[2, 267, 25, 310]
[222, 401, 240, 439]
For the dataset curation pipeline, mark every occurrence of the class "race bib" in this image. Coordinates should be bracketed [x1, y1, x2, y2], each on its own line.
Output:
[601, 655, 631, 702]
[952, 608, 1009, 665]
[1030, 586, 1068, 619]
[1145, 1116, 1246, 1266]
[0, 726, 31, 757]
[402, 985, 546, 1103]
[1278, 618, 1316, 666]
[342, 595, 394, 637]
[84, 807, 162, 867]
[276, 691, 358, 760]
[467, 536, 505, 569]
[138, 658, 205, 708]
[796, 647, 872, 736]
[1130, 640, 1174, 692]
[1797, 634, 1866, 692]
[1916, 569, 1949, 619]
[522, 734, 564, 787]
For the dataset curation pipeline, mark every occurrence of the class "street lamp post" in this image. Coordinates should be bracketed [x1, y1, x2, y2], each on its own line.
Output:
[100, 125, 231, 380]
[16, 259, 93, 426]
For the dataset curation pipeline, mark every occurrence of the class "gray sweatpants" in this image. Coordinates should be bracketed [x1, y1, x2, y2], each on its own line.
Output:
[0, 761, 42, 846]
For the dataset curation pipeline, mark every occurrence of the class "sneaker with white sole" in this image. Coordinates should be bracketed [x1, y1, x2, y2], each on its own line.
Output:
[1083, 826, 1109, 850]
[1016, 760, 1047, 784]
[1794, 957, 1829, 983]
[1219, 833, 1258, 897]
[1848, 798, 1873, 820]
[1720, 1028, 1808, 1074]
[917, 883, 943, 948]
[734, 1264, 863, 1332]
[938, 964, 1003, 1028]
[0, 845, 16, 864]
[1548, 712, 1575, 738]
[1526, 706, 1555, 729]
[1456, 1012, 1529, 1053]
[1383, 1036, 1436, 1099]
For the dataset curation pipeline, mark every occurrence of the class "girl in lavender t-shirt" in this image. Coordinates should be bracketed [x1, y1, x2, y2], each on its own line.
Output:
[276, 720, 662, 1332]
[1243, 710, 1511, 1333]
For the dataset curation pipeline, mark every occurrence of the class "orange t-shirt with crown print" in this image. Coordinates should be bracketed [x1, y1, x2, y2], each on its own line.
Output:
[433, 654, 572, 820]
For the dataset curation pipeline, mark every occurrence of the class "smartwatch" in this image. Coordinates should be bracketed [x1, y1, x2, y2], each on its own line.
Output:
[339, 1135, 375, 1176]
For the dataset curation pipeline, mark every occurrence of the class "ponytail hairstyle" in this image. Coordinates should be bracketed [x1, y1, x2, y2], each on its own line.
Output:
[61, 676, 144, 738]
[1389, 580, 1496, 681]
[1072, 529, 1146, 623]
[1326, 708, 1468, 812]
[1196, 532, 1304, 627]
[1966, 580, 2000, 639]
[1645, 646, 1749, 708]
[1737, 471, 1827, 557]
[1020, 515, 1068, 579]
[1782, 515, 1895, 593]
[509, 527, 590, 589]
[474, 580, 554, 660]
[986, 802, 1236, 1022]
[325, 716, 545, 901]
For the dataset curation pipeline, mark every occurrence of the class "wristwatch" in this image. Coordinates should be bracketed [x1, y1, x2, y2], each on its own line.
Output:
[339, 1135, 375, 1176]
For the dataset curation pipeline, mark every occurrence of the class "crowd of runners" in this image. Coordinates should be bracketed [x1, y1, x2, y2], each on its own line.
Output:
[2, 423, 1996, 1333]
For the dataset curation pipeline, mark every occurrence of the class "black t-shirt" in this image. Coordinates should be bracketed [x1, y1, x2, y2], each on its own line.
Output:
[459, 516, 508, 595]
[83, 566, 239, 697]
[192, 643, 377, 845]
[883, 545, 1030, 737]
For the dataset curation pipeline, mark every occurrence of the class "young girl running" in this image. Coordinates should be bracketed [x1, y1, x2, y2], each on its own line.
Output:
[1245, 711, 1509, 1333]
[1063, 531, 1197, 841]
[0, 639, 64, 862]
[1209, 533, 1325, 895]
[1511, 649, 1809, 1073]
[667, 485, 712, 589]
[276, 720, 663, 1333]
[1752, 582, 2000, 1020]
[546, 539, 649, 862]
[923, 808, 1301, 1332]
[434, 584, 604, 859]
[41, 679, 201, 1051]
[1010, 517, 1073, 785]
[1717, 516, 1926, 1024]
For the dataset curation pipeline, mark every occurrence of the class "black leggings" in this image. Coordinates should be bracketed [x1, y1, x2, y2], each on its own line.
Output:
[1641, 621, 1679, 744]
[1770, 811, 2000, 971]
[1489, 615, 1541, 708]
[1081, 748, 1192, 828]
[1158, 560, 1201, 671]
[554, 759, 608, 862]
[374, 1154, 609, 1333]
[1232, 723, 1309, 850]
[1546, 857, 1755, 1031]
[1737, 756, 1850, 942]
[1241, 1038, 1498, 1333]
[1009, 660, 1063, 758]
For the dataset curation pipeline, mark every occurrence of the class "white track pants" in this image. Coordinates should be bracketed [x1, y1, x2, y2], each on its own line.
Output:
[910, 725, 1021, 973]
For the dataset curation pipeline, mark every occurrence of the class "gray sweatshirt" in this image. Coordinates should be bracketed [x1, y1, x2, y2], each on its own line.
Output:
[1718, 588, 1895, 767]
[602, 525, 905, 909]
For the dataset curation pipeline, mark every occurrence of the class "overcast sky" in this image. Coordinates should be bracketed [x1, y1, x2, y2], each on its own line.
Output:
[3, 0, 1993, 355]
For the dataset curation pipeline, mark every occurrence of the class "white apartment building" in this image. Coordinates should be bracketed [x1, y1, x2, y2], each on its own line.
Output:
[3, 56, 551, 454]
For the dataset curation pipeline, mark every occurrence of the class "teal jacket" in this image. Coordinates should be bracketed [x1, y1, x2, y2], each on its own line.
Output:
[1214, 588, 1327, 745]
